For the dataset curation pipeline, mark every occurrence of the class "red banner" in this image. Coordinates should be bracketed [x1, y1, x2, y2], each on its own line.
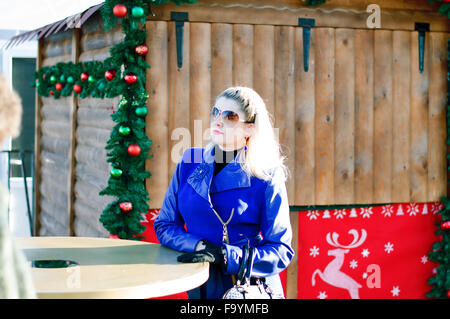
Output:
[297, 202, 443, 299]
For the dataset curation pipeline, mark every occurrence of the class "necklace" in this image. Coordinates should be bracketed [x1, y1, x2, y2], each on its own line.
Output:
[211, 207, 234, 244]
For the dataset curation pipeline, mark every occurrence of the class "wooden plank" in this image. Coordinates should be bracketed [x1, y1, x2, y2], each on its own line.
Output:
[286, 210, 298, 299]
[294, 26, 315, 205]
[253, 25, 275, 118]
[211, 23, 232, 100]
[410, 30, 429, 202]
[34, 37, 45, 236]
[190, 23, 211, 149]
[428, 32, 448, 201]
[373, 30, 393, 203]
[392, 30, 411, 203]
[168, 21, 190, 175]
[334, 28, 355, 205]
[148, 1, 450, 32]
[232, 24, 253, 87]
[274, 25, 295, 201]
[67, 28, 81, 236]
[145, 21, 169, 209]
[354, 29, 374, 204]
[314, 28, 335, 205]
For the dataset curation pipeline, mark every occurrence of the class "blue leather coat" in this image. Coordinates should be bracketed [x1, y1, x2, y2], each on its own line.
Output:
[154, 146, 294, 298]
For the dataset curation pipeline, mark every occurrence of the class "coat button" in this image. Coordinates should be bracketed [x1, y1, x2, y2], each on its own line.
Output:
[199, 169, 203, 173]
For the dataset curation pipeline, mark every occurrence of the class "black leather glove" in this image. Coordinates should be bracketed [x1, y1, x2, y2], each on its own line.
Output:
[177, 240, 227, 267]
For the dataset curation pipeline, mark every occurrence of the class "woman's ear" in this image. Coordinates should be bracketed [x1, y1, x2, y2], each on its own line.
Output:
[245, 123, 255, 136]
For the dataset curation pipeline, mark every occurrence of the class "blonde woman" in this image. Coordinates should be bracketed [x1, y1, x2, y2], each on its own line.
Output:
[154, 86, 294, 299]
[0, 74, 36, 298]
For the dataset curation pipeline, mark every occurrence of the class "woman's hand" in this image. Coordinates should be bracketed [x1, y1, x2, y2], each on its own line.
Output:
[177, 240, 227, 267]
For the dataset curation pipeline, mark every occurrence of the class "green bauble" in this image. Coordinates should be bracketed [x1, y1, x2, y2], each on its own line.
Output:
[131, 6, 144, 18]
[119, 126, 131, 136]
[67, 76, 74, 84]
[59, 75, 66, 83]
[110, 168, 123, 178]
[98, 81, 105, 91]
[135, 106, 148, 117]
[49, 75, 56, 83]
[35, 80, 41, 88]
[88, 75, 95, 83]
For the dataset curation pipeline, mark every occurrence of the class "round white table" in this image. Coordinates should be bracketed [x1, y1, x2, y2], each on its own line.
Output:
[17, 236, 209, 299]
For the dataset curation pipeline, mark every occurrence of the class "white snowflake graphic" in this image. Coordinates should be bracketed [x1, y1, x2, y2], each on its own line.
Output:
[391, 286, 400, 297]
[317, 291, 327, 299]
[349, 260, 358, 269]
[431, 202, 444, 215]
[384, 242, 394, 254]
[149, 211, 159, 221]
[333, 209, 346, 219]
[360, 207, 373, 218]
[381, 205, 394, 217]
[421, 256, 428, 264]
[407, 203, 420, 216]
[309, 246, 320, 258]
[361, 249, 370, 258]
[307, 211, 320, 220]
[362, 272, 368, 279]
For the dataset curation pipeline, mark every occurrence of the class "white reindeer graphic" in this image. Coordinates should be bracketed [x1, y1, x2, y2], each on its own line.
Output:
[311, 229, 367, 299]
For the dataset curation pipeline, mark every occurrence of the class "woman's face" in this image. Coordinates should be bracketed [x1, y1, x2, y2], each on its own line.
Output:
[210, 96, 254, 151]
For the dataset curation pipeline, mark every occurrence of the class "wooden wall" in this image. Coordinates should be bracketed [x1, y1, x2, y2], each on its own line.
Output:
[145, 8, 449, 208]
[36, 12, 123, 237]
[38, 30, 73, 236]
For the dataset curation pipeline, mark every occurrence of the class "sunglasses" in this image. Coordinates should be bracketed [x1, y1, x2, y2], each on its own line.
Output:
[210, 106, 255, 123]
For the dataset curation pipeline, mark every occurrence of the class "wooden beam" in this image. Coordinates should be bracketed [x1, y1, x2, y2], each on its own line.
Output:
[148, 0, 450, 32]
[67, 28, 81, 236]
[33, 37, 44, 236]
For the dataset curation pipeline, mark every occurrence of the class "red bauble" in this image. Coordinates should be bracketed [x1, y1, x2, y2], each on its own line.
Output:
[109, 234, 120, 239]
[49, 90, 54, 96]
[447, 290, 450, 299]
[80, 72, 89, 82]
[113, 4, 127, 18]
[119, 201, 133, 212]
[124, 73, 137, 85]
[73, 84, 82, 94]
[127, 144, 141, 157]
[55, 83, 64, 91]
[105, 69, 116, 81]
[135, 44, 148, 56]
[441, 221, 450, 230]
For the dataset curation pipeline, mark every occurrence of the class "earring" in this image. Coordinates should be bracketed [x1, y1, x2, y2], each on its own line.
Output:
[244, 136, 248, 151]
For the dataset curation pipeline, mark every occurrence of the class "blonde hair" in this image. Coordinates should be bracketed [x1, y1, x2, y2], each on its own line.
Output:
[206, 86, 289, 182]
[0, 74, 22, 143]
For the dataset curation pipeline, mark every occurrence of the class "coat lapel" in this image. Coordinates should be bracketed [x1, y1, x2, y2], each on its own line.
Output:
[187, 146, 251, 201]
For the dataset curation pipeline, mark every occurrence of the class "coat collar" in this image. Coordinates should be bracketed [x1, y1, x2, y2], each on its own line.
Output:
[187, 146, 251, 201]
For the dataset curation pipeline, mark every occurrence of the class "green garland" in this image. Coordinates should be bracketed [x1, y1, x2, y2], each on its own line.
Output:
[99, 0, 195, 240]
[34, 61, 124, 99]
[427, 0, 450, 18]
[305, 0, 326, 5]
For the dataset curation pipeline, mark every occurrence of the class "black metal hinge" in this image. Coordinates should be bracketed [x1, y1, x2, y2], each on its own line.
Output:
[298, 18, 315, 72]
[170, 12, 189, 69]
[414, 22, 430, 74]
